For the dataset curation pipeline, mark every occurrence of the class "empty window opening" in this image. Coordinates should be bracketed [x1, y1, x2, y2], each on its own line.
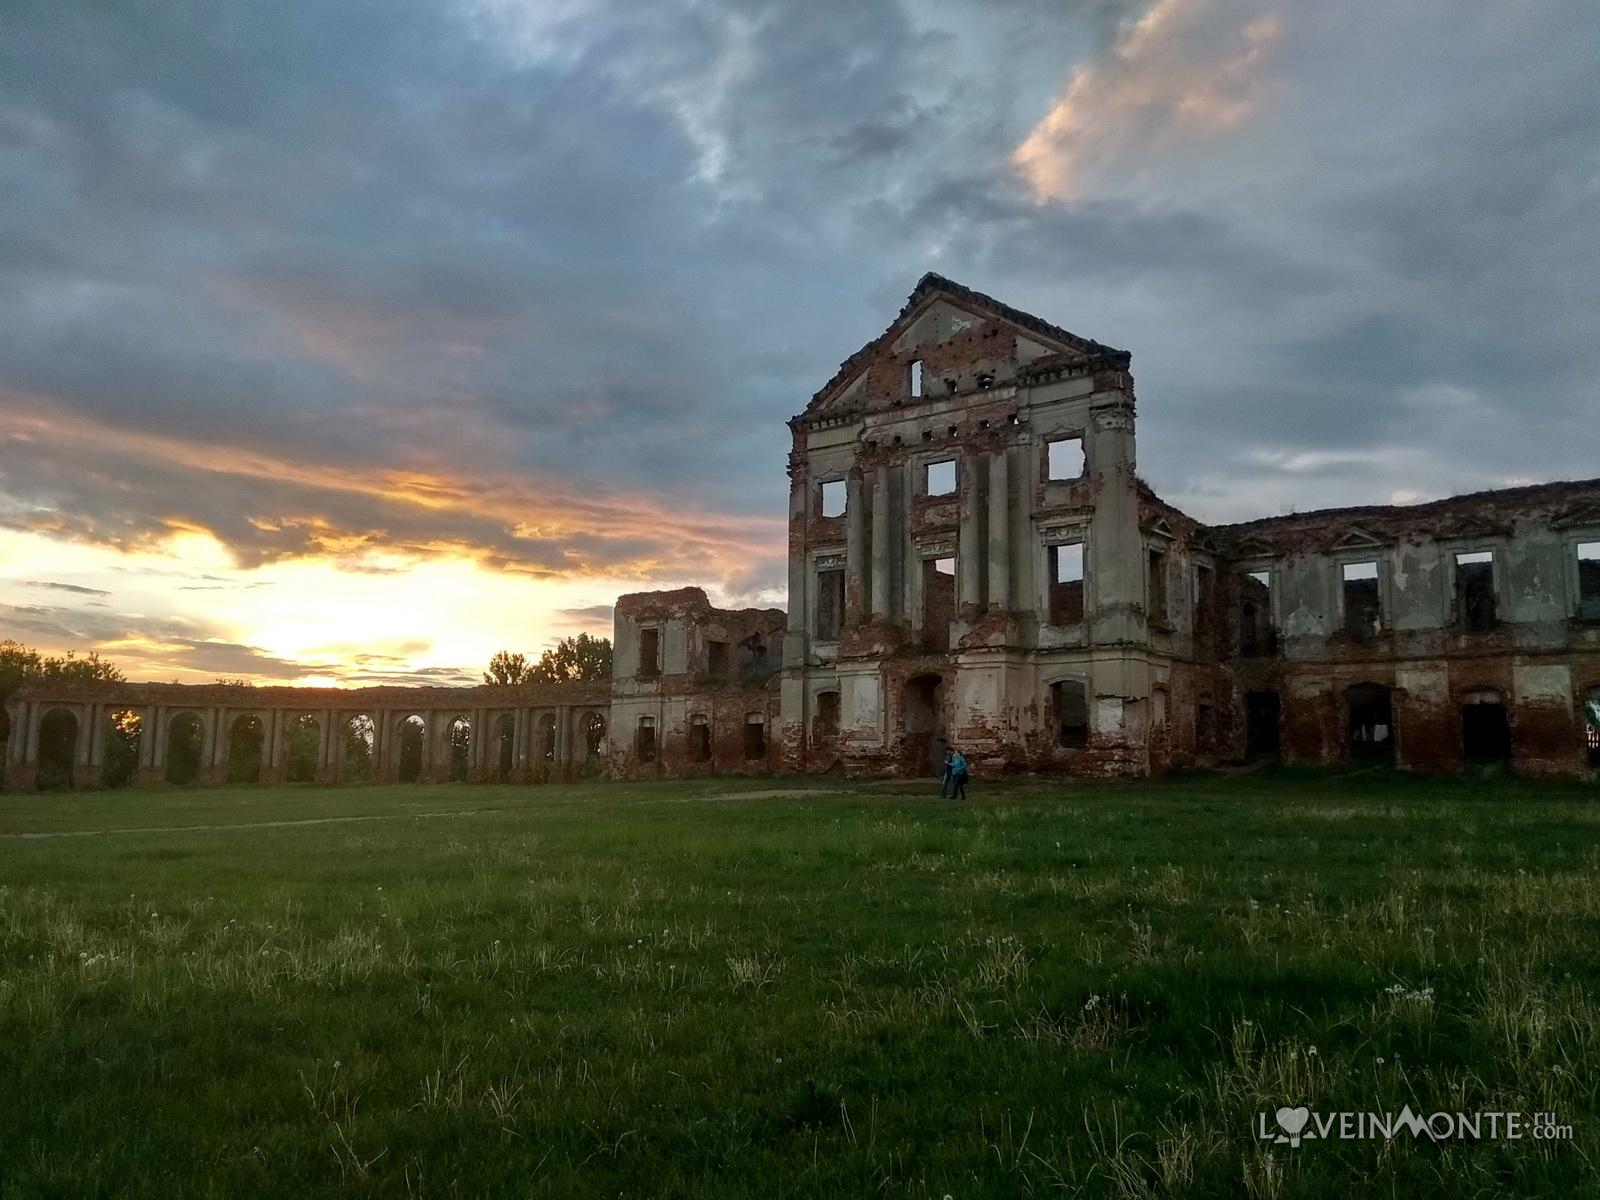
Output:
[638, 627, 660, 677]
[738, 632, 771, 679]
[1196, 701, 1215, 755]
[947, 425, 958, 437]
[636, 717, 656, 763]
[1047, 437, 1084, 481]
[820, 479, 846, 518]
[1455, 551, 1497, 631]
[706, 640, 730, 678]
[1461, 691, 1511, 766]
[689, 715, 711, 763]
[978, 419, 989, 430]
[1240, 569, 1277, 656]
[909, 359, 923, 397]
[1006, 413, 1019, 426]
[922, 429, 933, 442]
[1051, 680, 1089, 749]
[743, 715, 766, 760]
[1346, 683, 1395, 764]
[925, 459, 956, 496]
[1342, 561, 1381, 640]
[813, 691, 840, 744]
[1246, 691, 1281, 760]
[922, 557, 956, 651]
[1195, 564, 1215, 637]
[1048, 542, 1085, 626]
[815, 568, 845, 641]
[1578, 542, 1600, 620]
[1147, 549, 1168, 626]
[1585, 688, 1600, 767]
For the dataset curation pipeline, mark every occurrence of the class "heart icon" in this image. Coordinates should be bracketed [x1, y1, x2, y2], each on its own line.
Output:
[1276, 1106, 1310, 1137]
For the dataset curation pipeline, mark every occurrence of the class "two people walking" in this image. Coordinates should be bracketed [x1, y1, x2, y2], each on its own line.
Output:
[940, 745, 969, 800]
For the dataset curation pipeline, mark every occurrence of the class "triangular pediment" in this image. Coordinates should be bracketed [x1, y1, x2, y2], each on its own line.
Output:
[798, 273, 1123, 418]
[1230, 534, 1276, 560]
[1328, 526, 1387, 551]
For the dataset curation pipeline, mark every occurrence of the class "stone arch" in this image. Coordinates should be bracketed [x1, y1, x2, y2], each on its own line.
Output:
[228, 713, 265, 783]
[1344, 682, 1394, 765]
[448, 714, 472, 782]
[103, 708, 143, 788]
[494, 713, 515, 782]
[37, 706, 79, 790]
[396, 714, 426, 783]
[1461, 688, 1511, 767]
[166, 710, 205, 785]
[285, 713, 321, 783]
[342, 714, 376, 783]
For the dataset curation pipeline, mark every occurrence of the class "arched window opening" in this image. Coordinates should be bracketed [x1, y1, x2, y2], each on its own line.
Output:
[285, 714, 320, 783]
[103, 708, 142, 788]
[166, 711, 205, 785]
[495, 713, 516, 782]
[37, 707, 79, 790]
[343, 714, 376, 783]
[448, 716, 472, 782]
[583, 713, 606, 765]
[228, 714, 264, 784]
[397, 715, 426, 783]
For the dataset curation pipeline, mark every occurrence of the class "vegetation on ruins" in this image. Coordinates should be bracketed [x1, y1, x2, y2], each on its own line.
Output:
[1, 640, 128, 789]
[2, 770, 1598, 1196]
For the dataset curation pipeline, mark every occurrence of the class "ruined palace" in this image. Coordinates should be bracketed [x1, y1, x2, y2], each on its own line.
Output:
[6, 274, 1600, 788]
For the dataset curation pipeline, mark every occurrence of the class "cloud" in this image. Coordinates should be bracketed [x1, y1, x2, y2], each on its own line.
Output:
[22, 580, 111, 596]
[1015, 0, 1282, 201]
[1, 0, 1598, 683]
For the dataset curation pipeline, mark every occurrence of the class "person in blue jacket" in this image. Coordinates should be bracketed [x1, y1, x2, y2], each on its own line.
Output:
[948, 748, 969, 800]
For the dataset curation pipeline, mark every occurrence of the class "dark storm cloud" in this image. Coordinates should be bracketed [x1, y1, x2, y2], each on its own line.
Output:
[1, 0, 1597, 571]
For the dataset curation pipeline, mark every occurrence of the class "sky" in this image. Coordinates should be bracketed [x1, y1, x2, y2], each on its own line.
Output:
[2, 0, 1597, 685]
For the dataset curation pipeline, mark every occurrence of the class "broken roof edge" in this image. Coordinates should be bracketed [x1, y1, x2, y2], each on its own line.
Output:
[797, 272, 1127, 418]
[1211, 476, 1600, 539]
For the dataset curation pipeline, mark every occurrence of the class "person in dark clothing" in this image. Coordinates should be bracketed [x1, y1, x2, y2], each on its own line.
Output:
[938, 744, 955, 797]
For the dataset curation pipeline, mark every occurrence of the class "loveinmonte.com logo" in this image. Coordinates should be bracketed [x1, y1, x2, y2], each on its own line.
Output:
[1258, 1107, 1573, 1148]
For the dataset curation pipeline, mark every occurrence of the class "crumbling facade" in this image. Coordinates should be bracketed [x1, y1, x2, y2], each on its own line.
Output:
[5, 274, 1599, 789]
[780, 274, 1600, 780]
[607, 588, 785, 778]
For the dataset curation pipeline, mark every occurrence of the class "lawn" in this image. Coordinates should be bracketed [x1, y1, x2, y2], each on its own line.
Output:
[1, 769, 1597, 1198]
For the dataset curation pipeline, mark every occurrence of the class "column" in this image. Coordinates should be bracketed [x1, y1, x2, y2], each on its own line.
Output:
[152, 706, 167, 771]
[844, 468, 866, 629]
[201, 708, 218, 772]
[870, 464, 891, 620]
[140, 706, 157, 773]
[988, 447, 1010, 613]
[319, 709, 333, 775]
[958, 450, 983, 613]
[512, 708, 527, 772]
[75, 704, 94, 774]
[556, 705, 573, 778]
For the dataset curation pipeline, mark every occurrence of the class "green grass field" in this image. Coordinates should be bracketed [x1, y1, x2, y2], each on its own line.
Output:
[2, 770, 1598, 1198]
